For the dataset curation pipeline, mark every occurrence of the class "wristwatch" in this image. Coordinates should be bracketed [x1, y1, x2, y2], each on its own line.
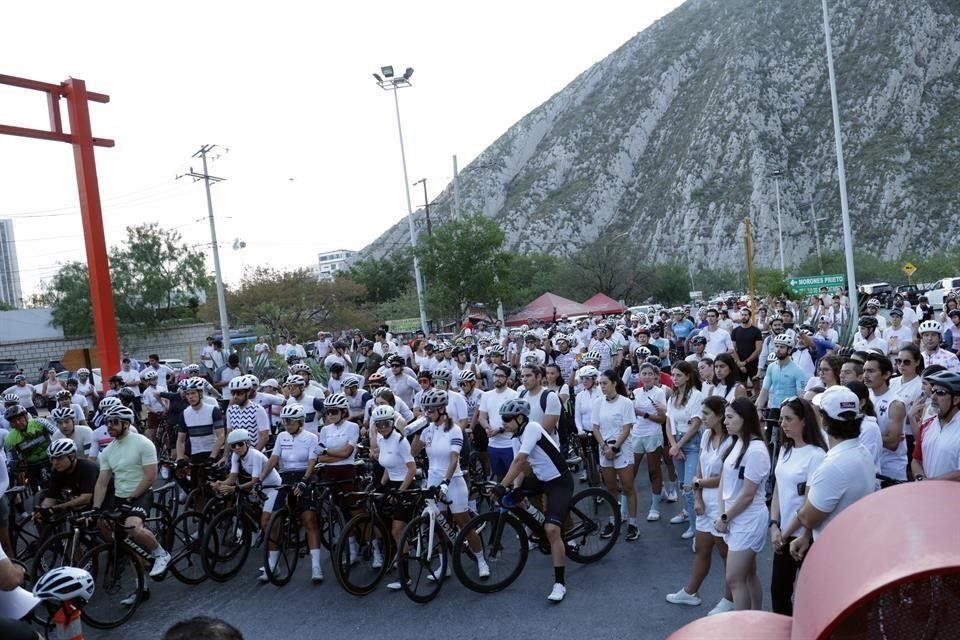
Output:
[692, 479, 702, 490]
[611, 445, 621, 454]
[768, 519, 780, 529]
[916, 475, 925, 481]
[720, 513, 729, 522]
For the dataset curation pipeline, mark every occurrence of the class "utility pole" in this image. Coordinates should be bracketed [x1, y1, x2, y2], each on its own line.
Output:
[181, 145, 230, 352]
[809, 202, 829, 274]
[413, 178, 432, 236]
[771, 169, 786, 272]
[452, 155, 461, 220]
[745, 217, 757, 319]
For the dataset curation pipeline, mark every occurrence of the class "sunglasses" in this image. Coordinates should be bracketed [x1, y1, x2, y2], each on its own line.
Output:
[374, 421, 393, 429]
[894, 359, 915, 365]
[230, 442, 247, 449]
[105, 418, 127, 426]
[931, 388, 951, 397]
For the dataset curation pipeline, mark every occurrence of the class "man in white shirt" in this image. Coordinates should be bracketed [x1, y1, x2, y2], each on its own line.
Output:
[315, 332, 333, 361]
[478, 364, 519, 480]
[323, 341, 351, 373]
[891, 295, 918, 334]
[116, 359, 142, 399]
[702, 308, 734, 358]
[143, 354, 174, 392]
[852, 317, 886, 353]
[815, 317, 839, 344]
[201, 336, 217, 371]
[920, 321, 960, 372]
[910, 370, 960, 481]
[787, 386, 875, 561]
[275, 336, 290, 359]
[882, 309, 914, 359]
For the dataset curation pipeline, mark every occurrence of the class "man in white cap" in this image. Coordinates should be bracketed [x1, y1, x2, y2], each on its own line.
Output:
[784, 385, 876, 562]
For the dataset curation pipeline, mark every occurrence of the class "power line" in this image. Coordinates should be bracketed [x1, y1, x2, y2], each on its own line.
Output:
[0, 181, 190, 217]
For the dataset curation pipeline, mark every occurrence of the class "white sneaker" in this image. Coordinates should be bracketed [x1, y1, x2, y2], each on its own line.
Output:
[665, 588, 702, 606]
[386, 580, 407, 591]
[666, 484, 678, 502]
[312, 565, 324, 582]
[681, 527, 696, 540]
[349, 539, 360, 565]
[372, 547, 384, 569]
[708, 597, 735, 615]
[547, 583, 566, 602]
[579, 471, 587, 482]
[256, 567, 270, 583]
[149, 551, 171, 578]
[669, 512, 688, 525]
[646, 509, 660, 522]
[477, 559, 490, 578]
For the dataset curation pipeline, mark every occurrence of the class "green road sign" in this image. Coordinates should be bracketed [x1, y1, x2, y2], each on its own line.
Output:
[786, 273, 846, 297]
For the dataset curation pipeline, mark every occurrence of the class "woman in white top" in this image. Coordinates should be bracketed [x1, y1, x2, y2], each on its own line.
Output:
[666, 395, 735, 613]
[665, 361, 704, 540]
[715, 397, 770, 611]
[844, 381, 883, 482]
[574, 366, 602, 485]
[592, 371, 639, 541]
[630, 363, 668, 522]
[544, 364, 570, 406]
[892, 344, 924, 468]
[39, 369, 65, 412]
[768, 397, 827, 616]
[711, 354, 747, 403]
[697, 358, 715, 398]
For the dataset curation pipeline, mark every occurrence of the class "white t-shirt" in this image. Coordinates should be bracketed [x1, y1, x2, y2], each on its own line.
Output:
[775, 445, 827, 533]
[871, 386, 907, 481]
[517, 421, 565, 482]
[54, 424, 96, 458]
[857, 415, 883, 478]
[591, 395, 634, 443]
[273, 429, 319, 473]
[806, 439, 876, 539]
[852, 334, 886, 353]
[323, 353, 349, 372]
[118, 369, 142, 397]
[479, 387, 519, 447]
[891, 375, 923, 436]
[631, 386, 667, 438]
[231, 447, 280, 487]
[667, 387, 704, 437]
[883, 325, 914, 354]
[704, 327, 733, 358]
[519, 387, 562, 433]
[575, 387, 602, 434]
[721, 439, 770, 515]
[318, 421, 360, 466]
[422, 423, 464, 484]
[377, 430, 415, 482]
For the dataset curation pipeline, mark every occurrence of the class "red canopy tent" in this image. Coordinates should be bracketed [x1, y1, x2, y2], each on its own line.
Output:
[505, 292, 592, 326]
[582, 292, 625, 315]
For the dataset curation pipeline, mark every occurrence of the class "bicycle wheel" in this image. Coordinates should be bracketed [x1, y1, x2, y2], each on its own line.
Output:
[79, 543, 145, 629]
[318, 499, 346, 551]
[263, 507, 300, 586]
[397, 516, 447, 603]
[166, 510, 208, 584]
[12, 515, 42, 561]
[452, 510, 527, 594]
[202, 508, 253, 581]
[31, 531, 95, 580]
[565, 487, 620, 563]
[333, 513, 390, 596]
[144, 503, 172, 550]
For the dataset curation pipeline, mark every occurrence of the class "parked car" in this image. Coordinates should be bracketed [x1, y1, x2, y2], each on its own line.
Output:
[158, 358, 186, 373]
[858, 282, 893, 308]
[893, 284, 921, 307]
[0, 358, 21, 392]
[924, 277, 960, 310]
[55, 368, 103, 389]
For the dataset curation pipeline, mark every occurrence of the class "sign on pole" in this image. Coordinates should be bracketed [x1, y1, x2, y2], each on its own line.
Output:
[902, 262, 916, 283]
[786, 273, 846, 297]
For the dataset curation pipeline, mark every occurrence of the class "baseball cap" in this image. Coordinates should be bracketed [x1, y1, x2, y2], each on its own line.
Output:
[890, 308, 903, 317]
[812, 386, 861, 421]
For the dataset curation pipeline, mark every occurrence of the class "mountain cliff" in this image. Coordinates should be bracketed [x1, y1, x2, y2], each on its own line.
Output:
[361, 0, 960, 271]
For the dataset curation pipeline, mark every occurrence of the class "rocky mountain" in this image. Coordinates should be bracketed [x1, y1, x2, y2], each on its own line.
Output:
[361, 0, 960, 272]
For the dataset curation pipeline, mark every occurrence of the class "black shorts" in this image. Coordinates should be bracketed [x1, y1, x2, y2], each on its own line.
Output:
[383, 480, 415, 522]
[104, 492, 153, 521]
[521, 472, 574, 527]
[279, 471, 317, 512]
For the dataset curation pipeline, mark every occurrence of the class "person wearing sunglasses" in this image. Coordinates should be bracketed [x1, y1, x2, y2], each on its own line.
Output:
[373, 405, 418, 591]
[910, 370, 960, 482]
[890, 344, 925, 477]
[215, 428, 281, 581]
[862, 353, 908, 485]
[786, 386, 875, 564]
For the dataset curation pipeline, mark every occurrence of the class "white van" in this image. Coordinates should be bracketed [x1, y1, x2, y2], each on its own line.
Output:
[924, 277, 960, 309]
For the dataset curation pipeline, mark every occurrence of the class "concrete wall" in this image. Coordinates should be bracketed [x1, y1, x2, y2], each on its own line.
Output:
[0, 323, 216, 376]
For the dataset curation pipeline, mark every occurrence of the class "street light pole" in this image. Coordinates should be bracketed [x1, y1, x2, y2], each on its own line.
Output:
[821, 0, 858, 329]
[374, 67, 429, 333]
[772, 169, 785, 272]
[809, 202, 828, 274]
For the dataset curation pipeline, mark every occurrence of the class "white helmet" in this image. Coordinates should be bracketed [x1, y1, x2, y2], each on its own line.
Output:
[98, 396, 121, 410]
[228, 376, 255, 392]
[325, 393, 349, 411]
[181, 376, 206, 392]
[51, 407, 75, 422]
[577, 365, 600, 380]
[371, 405, 396, 423]
[246, 374, 260, 388]
[227, 429, 251, 445]
[285, 374, 306, 387]
[141, 370, 158, 381]
[33, 567, 95, 604]
[76, 367, 91, 376]
[866, 298, 881, 308]
[919, 320, 943, 336]
[280, 403, 306, 421]
[458, 370, 477, 383]
[773, 333, 797, 349]
[49, 438, 78, 458]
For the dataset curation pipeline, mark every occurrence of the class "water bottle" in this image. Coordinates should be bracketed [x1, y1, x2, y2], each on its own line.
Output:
[525, 501, 545, 525]
[403, 416, 429, 437]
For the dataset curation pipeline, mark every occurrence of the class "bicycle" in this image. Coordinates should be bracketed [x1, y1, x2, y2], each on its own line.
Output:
[395, 487, 470, 603]
[201, 483, 272, 581]
[452, 482, 620, 593]
[332, 489, 397, 596]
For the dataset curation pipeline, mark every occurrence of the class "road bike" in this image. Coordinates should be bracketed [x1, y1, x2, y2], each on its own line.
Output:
[332, 489, 398, 595]
[201, 483, 273, 581]
[452, 482, 619, 593]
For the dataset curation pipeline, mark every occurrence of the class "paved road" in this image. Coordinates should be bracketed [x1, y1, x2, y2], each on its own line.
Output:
[91, 473, 775, 640]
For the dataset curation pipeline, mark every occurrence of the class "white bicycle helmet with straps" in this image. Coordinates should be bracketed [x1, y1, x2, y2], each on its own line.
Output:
[458, 369, 476, 383]
[141, 370, 158, 381]
[325, 393, 349, 410]
[181, 376, 206, 392]
[420, 389, 448, 410]
[577, 365, 600, 380]
[285, 374, 306, 388]
[228, 375, 255, 392]
[98, 396, 122, 410]
[280, 403, 306, 421]
[51, 407, 74, 422]
[371, 405, 396, 423]
[227, 429, 251, 445]
[773, 333, 797, 349]
[33, 567, 95, 604]
[103, 404, 135, 423]
[49, 438, 78, 458]
[919, 320, 943, 335]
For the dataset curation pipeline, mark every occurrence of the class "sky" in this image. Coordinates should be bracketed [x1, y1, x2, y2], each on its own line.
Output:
[0, 0, 686, 300]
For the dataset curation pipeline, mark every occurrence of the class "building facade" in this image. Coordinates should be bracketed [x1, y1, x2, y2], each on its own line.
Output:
[0, 219, 23, 308]
[316, 249, 355, 280]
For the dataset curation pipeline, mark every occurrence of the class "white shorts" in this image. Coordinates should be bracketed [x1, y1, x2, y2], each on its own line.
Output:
[630, 431, 664, 455]
[261, 488, 279, 514]
[429, 475, 469, 514]
[723, 508, 768, 553]
[599, 445, 632, 470]
[695, 488, 721, 535]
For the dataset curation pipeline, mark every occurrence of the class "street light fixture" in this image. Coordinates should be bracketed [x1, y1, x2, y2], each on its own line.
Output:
[373, 65, 429, 333]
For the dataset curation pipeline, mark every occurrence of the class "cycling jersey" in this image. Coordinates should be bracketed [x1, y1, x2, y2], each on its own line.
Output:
[99, 432, 158, 499]
[423, 422, 464, 484]
[761, 359, 807, 407]
[273, 429, 319, 473]
[226, 402, 270, 446]
[517, 421, 566, 482]
[231, 446, 280, 487]
[90, 424, 138, 459]
[461, 388, 484, 425]
[53, 424, 95, 457]
[180, 403, 224, 455]
[4, 420, 52, 465]
[318, 420, 359, 466]
[377, 430, 415, 481]
[286, 394, 324, 433]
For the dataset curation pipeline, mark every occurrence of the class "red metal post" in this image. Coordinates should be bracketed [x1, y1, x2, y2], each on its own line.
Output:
[62, 78, 120, 386]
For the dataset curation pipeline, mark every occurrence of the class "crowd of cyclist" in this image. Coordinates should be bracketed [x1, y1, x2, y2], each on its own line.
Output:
[3, 289, 960, 630]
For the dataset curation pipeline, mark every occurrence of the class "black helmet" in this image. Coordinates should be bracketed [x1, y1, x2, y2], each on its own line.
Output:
[117, 387, 136, 402]
[858, 316, 878, 330]
[5, 404, 27, 420]
[926, 370, 960, 395]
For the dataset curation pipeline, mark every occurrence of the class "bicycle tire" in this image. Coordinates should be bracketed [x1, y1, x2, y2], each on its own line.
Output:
[201, 508, 253, 581]
[263, 507, 300, 586]
[452, 510, 527, 594]
[166, 510, 208, 585]
[318, 499, 346, 551]
[333, 513, 390, 596]
[30, 530, 95, 580]
[79, 542, 145, 629]
[12, 515, 42, 561]
[565, 487, 619, 563]
[397, 515, 447, 603]
[145, 502, 172, 550]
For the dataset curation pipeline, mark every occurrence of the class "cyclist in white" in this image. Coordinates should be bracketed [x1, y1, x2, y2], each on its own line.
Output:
[495, 398, 575, 603]
[225, 375, 270, 451]
[51, 406, 95, 460]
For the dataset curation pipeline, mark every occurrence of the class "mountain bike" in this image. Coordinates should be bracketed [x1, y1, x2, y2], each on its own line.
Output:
[452, 482, 619, 593]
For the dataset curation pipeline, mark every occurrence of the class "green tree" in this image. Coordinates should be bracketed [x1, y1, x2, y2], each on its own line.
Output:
[38, 222, 212, 337]
[224, 267, 372, 339]
[417, 213, 512, 319]
[346, 250, 414, 304]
